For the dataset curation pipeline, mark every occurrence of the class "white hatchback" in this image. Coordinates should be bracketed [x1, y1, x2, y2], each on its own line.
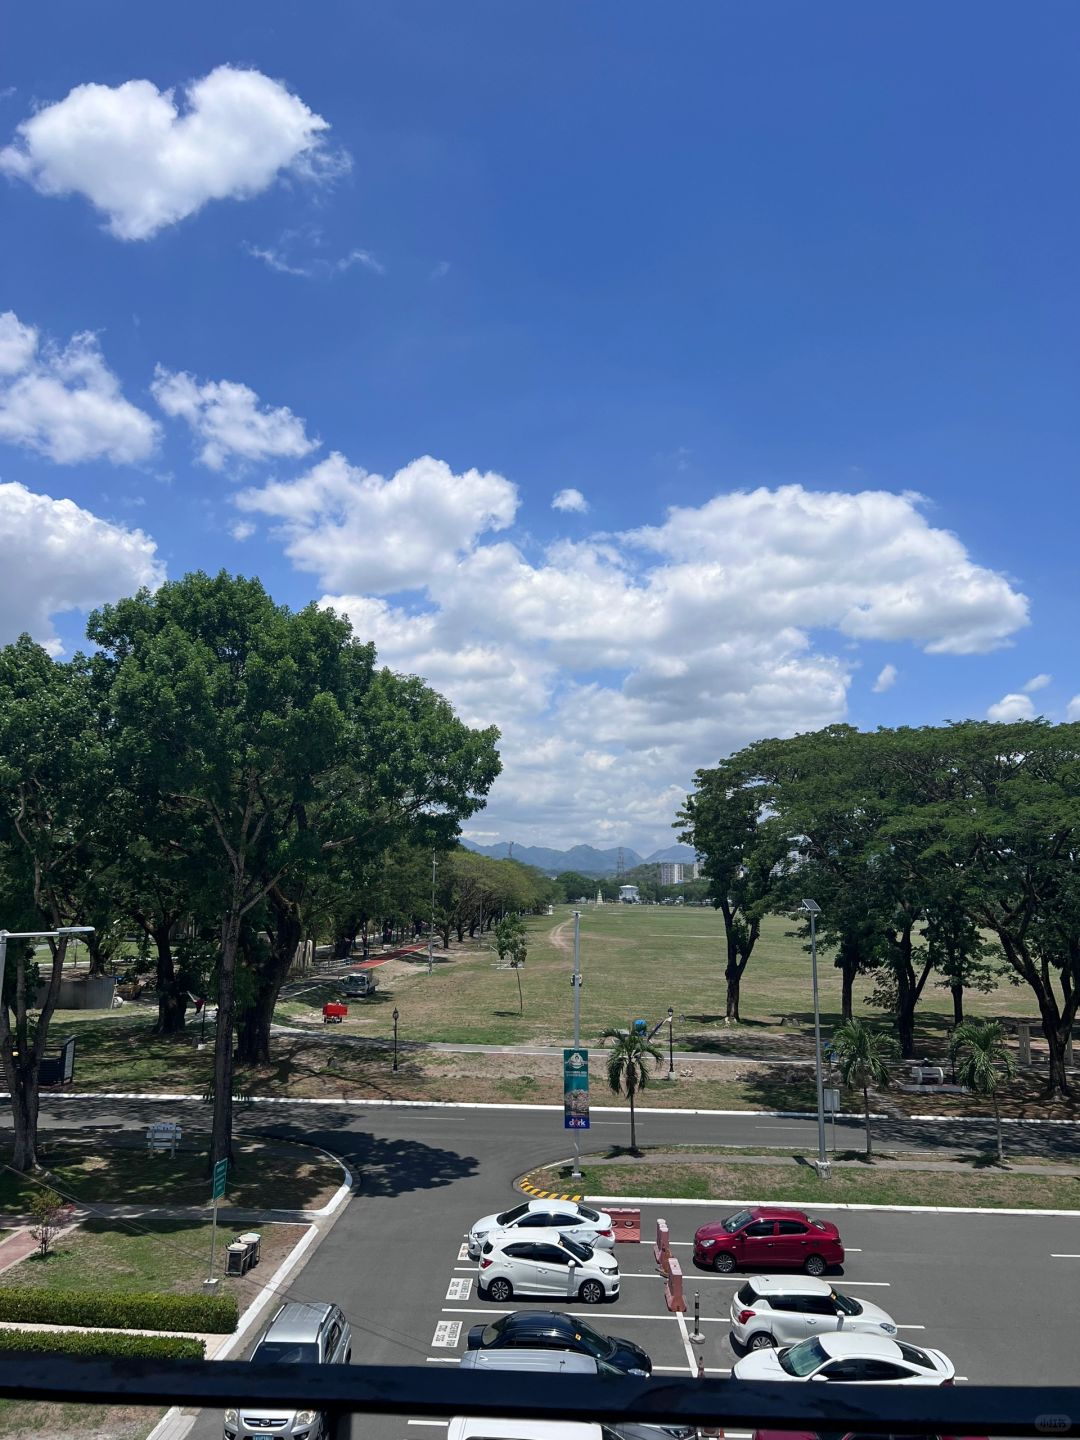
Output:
[478, 1228, 620, 1305]
[468, 1200, 615, 1260]
[732, 1331, 955, 1385]
[729, 1276, 898, 1352]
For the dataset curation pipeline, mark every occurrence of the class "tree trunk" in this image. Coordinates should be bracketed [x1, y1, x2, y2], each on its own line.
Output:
[8, 1069, 39, 1172]
[863, 1084, 872, 1160]
[725, 967, 742, 1023]
[515, 964, 523, 1015]
[951, 983, 964, 1028]
[153, 925, 187, 1035]
[628, 1081, 637, 1152]
[210, 908, 241, 1171]
[841, 965, 855, 1023]
[235, 900, 301, 1067]
[86, 936, 107, 978]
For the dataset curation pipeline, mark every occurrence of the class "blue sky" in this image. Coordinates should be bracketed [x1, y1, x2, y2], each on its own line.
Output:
[2, 2, 1078, 849]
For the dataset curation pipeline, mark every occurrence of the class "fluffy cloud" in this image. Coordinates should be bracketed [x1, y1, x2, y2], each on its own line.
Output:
[237, 459, 1029, 847]
[872, 663, 898, 693]
[1066, 696, 1080, 723]
[0, 312, 159, 464]
[0, 66, 344, 240]
[235, 452, 519, 593]
[552, 487, 588, 513]
[152, 367, 318, 470]
[0, 480, 164, 652]
[1022, 672, 1052, 693]
[987, 692, 1036, 723]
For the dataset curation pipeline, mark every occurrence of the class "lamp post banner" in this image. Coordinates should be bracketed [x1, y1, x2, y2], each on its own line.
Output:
[563, 1048, 590, 1129]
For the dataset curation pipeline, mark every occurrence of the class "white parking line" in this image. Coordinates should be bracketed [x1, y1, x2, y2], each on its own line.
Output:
[837, 1280, 890, 1287]
[425, 1357, 459, 1364]
[453, 1266, 474, 1272]
[897, 1324, 925, 1330]
[409, 1421, 451, 1426]
[1051, 1253, 1080, 1258]
[653, 1363, 732, 1375]
[675, 1307, 699, 1373]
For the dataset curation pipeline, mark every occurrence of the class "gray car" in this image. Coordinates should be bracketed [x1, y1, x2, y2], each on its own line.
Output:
[224, 1301, 352, 1440]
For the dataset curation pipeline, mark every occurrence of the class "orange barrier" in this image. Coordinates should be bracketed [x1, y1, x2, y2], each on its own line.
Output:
[665, 1255, 686, 1312]
[607, 1207, 641, 1243]
[653, 1218, 670, 1269]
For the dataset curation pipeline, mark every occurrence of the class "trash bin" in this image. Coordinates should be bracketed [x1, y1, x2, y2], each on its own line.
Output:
[633, 1018, 647, 1034]
[238, 1231, 261, 1267]
[225, 1242, 249, 1277]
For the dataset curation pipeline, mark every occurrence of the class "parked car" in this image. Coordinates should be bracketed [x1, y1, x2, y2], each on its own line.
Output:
[341, 971, 377, 998]
[694, 1206, 844, 1275]
[733, 1332, 955, 1385]
[479, 1231, 619, 1304]
[223, 1301, 351, 1440]
[468, 1199, 615, 1259]
[467, 1310, 650, 1375]
[729, 1276, 897, 1351]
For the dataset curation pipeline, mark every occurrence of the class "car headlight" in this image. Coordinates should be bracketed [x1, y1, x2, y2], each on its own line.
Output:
[699, 1238, 715, 1247]
[297, 1412, 318, 1425]
[224, 1411, 237, 1424]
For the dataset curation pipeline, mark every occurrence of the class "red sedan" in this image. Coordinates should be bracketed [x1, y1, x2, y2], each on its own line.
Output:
[693, 1205, 844, 1275]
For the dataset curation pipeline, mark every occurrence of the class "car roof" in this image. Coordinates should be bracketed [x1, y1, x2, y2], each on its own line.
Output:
[263, 1302, 335, 1342]
[460, 1349, 597, 1374]
[743, 1276, 832, 1297]
[449, 1422, 600, 1440]
[814, 1333, 905, 1360]
[749, 1206, 810, 1221]
[525, 1199, 581, 1214]
[490, 1227, 584, 1247]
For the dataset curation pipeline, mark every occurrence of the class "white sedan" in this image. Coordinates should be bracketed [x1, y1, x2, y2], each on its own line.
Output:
[733, 1332, 955, 1385]
[478, 1228, 620, 1304]
[467, 1199, 615, 1259]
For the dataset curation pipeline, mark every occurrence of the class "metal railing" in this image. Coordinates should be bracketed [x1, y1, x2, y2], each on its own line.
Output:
[2, 1357, 1077, 1436]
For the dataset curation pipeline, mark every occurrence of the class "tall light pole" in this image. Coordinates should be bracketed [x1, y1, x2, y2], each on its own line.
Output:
[570, 909, 582, 1180]
[667, 1006, 675, 1080]
[428, 851, 437, 976]
[799, 899, 829, 1179]
[392, 1007, 400, 1072]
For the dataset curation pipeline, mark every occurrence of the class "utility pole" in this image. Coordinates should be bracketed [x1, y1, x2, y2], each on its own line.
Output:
[571, 909, 582, 1180]
[800, 899, 830, 1179]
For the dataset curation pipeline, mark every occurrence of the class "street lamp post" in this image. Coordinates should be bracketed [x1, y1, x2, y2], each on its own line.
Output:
[570, 910, 582, 1180]
[667, 1006, 675, 1080]
[392, 1008, 400, 1073]
[428, 852, 437, 976]
[799, 899, 830, 1179]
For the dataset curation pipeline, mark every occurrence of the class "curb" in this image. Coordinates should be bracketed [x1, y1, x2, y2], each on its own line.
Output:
[577, 1192, 1080, 1218]
[518, 1175, 584, 1203]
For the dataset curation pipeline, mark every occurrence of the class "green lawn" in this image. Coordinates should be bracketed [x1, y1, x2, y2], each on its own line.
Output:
[0, 1136, 341, 1216]
[529, 1157, 1080, 1210]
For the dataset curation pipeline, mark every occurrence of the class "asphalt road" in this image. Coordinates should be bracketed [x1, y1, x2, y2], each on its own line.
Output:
[28, 1097, 1080, 1440]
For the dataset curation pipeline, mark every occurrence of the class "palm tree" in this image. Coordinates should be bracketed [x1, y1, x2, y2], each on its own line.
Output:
[830, 1018, 899, 1159]
[950, 1018, 1016, 1164]
[602, 1027, 662, 1153]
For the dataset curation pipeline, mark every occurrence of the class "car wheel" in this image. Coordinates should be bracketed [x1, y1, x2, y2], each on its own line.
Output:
[747, 1332, 774, 1350]
[804, 1253, 826, 1276]
[579, 1279, 605, 1305]
[486, 1277, 513, 1302]
[712, 1251, 736, 1274]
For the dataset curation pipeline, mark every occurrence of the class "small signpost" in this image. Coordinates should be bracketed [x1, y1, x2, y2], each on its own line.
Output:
[823, 1086, 841, 1153]
[206, 1158, 228, 1288]
[563, 1047, 590, 1130]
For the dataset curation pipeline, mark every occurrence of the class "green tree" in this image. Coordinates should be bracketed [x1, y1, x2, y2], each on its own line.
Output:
[677, 756, 788, 1021]
[495, 914, 528, 1013]
[830, 1017, 898, 1159]
[601, 1027, 662, 1152]
[949, 1018, 1016, 1163]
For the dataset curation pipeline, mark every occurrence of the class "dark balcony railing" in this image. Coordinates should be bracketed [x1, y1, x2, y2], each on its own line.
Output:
[0, 1357, 1076, 1436]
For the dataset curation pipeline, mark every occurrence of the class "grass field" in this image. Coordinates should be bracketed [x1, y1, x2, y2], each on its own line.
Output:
[275, 904, 1041, 1054]
[529, 1158, 1080, 1210]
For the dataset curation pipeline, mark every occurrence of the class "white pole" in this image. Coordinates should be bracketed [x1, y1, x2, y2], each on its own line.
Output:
[428, 851, 436, 975]
[208, 1197, 218, 1283]
[810, 911, 829, 1177]
[571, 909, 582, 1180]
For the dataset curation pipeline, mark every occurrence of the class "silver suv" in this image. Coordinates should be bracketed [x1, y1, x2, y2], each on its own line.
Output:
[224, 1302, 352, 1440]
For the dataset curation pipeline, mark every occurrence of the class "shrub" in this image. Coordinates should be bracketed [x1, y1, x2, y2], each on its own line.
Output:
[0, 1328, 204, 1359]
[0, 1289, 237, 1334]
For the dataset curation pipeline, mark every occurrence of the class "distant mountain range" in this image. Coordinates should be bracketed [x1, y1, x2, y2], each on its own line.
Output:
[459, 839, 698, 876]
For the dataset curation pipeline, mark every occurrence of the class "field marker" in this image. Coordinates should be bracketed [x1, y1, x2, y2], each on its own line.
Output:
[432, 1320, 462, 1347]
[458, 1244, 470, 1261]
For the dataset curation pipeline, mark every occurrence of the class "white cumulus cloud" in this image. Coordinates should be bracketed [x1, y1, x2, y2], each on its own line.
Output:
[0, 311, 159, 465]
[0, 480, 164, 653]
[151, 367, 318, 471]
[1022, 672, 1052, 693]
[236, 455, 1030, 848]
[552, 487, 589, 513]
[1066, 695, 1080, 723]
[987, 692, 1036, 723]
[0, 65, 345, 240]
[872, 663, 898, 693]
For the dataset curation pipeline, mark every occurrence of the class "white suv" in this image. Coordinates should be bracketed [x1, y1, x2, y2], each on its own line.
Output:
[729, 1276, 898, 1352]
[479, 1229, 620, 1304]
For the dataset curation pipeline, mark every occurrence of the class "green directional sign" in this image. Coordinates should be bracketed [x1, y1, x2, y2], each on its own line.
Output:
[211, 1158, 228, 1201]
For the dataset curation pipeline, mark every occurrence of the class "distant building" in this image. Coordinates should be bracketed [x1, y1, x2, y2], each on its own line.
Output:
[658, 860, 703, 886]
[618, 884, 641, 904]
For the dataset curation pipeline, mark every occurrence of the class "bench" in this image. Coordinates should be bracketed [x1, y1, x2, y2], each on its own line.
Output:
[910, 1064, 945, 1085]
[146, 1121, 182, 1155]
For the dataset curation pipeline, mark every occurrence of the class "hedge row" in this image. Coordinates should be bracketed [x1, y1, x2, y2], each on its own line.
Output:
[0, 1327, 205, 1360]
[0, 1289, 238, 1334]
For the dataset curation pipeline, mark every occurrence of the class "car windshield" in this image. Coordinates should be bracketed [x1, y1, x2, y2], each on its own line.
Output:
[252, 1340, 320, 1364]
[735, 1283, 760, 1306]
[578, 1204, 600, 1222]
[832, 1290, 862, 1316]
[778, 1338, 828, 1377]
[495, 1203, 530, 1226]
[897, 1342, 933, 1369]
[559, 1235, 592, 1261]
[723, 1210, 754, 1233]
